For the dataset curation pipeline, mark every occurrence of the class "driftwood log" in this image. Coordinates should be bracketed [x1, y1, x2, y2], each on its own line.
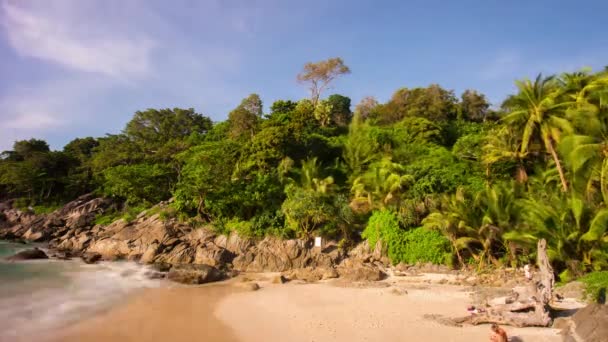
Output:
[454, 239, 554, 327]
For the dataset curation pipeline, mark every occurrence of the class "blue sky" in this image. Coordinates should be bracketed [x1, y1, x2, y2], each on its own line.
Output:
[1, 0, 607, 151]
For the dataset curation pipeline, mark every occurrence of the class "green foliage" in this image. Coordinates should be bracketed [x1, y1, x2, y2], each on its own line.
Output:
[578, 271, 608, 303]
[362, 210, 401, 252]
[32, 204, 62, 214]
[101, 163, 172, 205]
[362, 210, 450, 265]
[389, 227, 452, 265]
[3, 62, 608, 278]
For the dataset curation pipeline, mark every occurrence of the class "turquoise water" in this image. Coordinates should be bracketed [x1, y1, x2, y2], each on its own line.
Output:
[0, 240, 165, 341]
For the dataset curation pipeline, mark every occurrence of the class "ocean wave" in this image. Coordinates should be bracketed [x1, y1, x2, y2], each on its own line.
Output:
[0, 260, 165, 341]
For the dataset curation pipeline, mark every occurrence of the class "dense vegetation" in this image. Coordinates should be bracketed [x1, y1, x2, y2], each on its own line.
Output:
[2, 58, 607, 280]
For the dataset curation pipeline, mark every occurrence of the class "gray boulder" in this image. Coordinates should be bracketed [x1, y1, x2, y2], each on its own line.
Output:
[5, 248, 48, 261]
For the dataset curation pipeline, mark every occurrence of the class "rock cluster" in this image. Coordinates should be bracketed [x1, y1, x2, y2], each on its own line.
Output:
[0, 195, 387, 285]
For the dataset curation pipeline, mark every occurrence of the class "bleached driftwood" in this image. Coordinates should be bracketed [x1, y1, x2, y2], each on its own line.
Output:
[454, 239, 554, 327]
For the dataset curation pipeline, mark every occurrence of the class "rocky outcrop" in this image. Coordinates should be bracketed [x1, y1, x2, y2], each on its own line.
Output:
[0, 194, 113, 242]
[233, 238, 344, 272]
[5, 248, 48, 261]
[167, 264, 224, 284]
[0, 196, 388, 284]
[568, 303, 608, 342]
[337, 259, 386, 281]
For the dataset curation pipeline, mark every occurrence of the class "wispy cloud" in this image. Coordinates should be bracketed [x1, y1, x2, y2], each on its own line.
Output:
[479, 51, 522, 81]
[0, 0, 270, 150]
[1, 1, 156, 80]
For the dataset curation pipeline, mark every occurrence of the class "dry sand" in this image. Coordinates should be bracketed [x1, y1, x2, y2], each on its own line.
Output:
[47, 274, 562, 342]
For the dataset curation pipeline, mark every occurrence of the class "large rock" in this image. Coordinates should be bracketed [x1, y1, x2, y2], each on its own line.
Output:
[85, 215, 182, 260]
[232, 237, 343, 272]
[0, 194, 114, 244]
[167, 264, 224, 284]
[337, 259, 386, 281]
[82, 252, 102, 264]
[5, 248, 48, 261]
[555, 281, 586, 300]
[194, 243, 234, 266]
[569, 304, 608, 342]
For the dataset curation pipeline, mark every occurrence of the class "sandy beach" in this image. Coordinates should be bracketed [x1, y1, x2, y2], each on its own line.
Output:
[42, 274, 562, 342]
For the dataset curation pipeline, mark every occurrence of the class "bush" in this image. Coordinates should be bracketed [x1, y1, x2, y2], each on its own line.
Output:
[362, 210, 451, 265]
[389, 227, 452, 265]
[579, 271, 608, 303]
[93, 204, 149, 226]
[362, 210, 400, 250]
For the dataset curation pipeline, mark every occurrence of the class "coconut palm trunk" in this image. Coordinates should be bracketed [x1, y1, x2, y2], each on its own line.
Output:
[546, 137, 569, 191]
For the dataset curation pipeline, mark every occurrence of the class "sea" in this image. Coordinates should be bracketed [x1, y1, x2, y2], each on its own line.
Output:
[0, 240, 164, 341]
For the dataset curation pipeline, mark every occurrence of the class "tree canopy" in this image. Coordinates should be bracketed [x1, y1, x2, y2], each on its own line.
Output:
[3, 59, 608, 280]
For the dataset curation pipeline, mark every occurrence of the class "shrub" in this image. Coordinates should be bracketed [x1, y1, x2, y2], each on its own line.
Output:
[579, 271, 608, 303]
[362, 210, 451, 265]
[362, 210, 400, 250]
[389, 227, 452, 265]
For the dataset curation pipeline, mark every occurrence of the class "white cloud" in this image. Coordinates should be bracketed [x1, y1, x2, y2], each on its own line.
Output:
[1, 1, 156, 79]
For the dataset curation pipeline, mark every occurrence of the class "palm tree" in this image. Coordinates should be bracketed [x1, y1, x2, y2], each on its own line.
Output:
[502, 74, 573, 191]
[560, 73, 608, 202]
[422, 188, 479, 267]
[350, 157, 413, 210]
[482, 126, 529, 183]
[505, 193, 608, 273]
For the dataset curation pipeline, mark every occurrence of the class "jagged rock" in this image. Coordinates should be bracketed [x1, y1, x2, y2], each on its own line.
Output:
[337, 260, 386, 281]
[233, 237, 342, 272]
[144, 270, 167, 279]
[6, 248, 48, 261]
[214, 232, 254, 255]
[568, 304, 608, 342]
[167, 264, 224, 284]
[322, 267, 339, 280]
[155, 242, 196, 264]
[194, 243, 234, 266]
[82, 252, 102, 264]
[555, 281, 586, 300]
[140, 242, 161, 264]
[271, 275, 288, 284]
[283, 267, 325, 282]
[151, 262, 173, 272]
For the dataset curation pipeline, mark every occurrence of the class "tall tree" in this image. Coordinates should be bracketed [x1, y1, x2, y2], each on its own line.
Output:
[238, 93, 263, 117]
[502, 74, 572, 191]
[460, 89, 490, 122]
[297, 57, 351, 105]
[377, 84, 458, 124]
[354, 96, 379, 120]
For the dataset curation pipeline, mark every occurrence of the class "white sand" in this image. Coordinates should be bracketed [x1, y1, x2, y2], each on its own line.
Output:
[46, 273, 563, 342]
[216, 277, 562, 342]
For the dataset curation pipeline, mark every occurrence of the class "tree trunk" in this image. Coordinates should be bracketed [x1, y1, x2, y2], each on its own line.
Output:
[546, 139, 568, 192]
[447, 238, 554, 328]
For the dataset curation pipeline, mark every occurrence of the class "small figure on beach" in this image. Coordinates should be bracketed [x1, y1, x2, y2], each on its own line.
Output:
[490, 323, 508, 342]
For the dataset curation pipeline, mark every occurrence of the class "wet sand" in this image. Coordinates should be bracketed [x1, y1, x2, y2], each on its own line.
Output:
[45, 275, 562, 342]
[50, 285, 238, 342]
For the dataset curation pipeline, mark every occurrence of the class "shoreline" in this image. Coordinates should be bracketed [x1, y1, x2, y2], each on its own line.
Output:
[39, 274, 562, 342]
[47, 284, 239, 342]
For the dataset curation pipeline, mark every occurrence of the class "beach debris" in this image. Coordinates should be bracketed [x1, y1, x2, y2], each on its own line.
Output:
[451, 239, 554, 327]
[235, 282, 261, 291]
